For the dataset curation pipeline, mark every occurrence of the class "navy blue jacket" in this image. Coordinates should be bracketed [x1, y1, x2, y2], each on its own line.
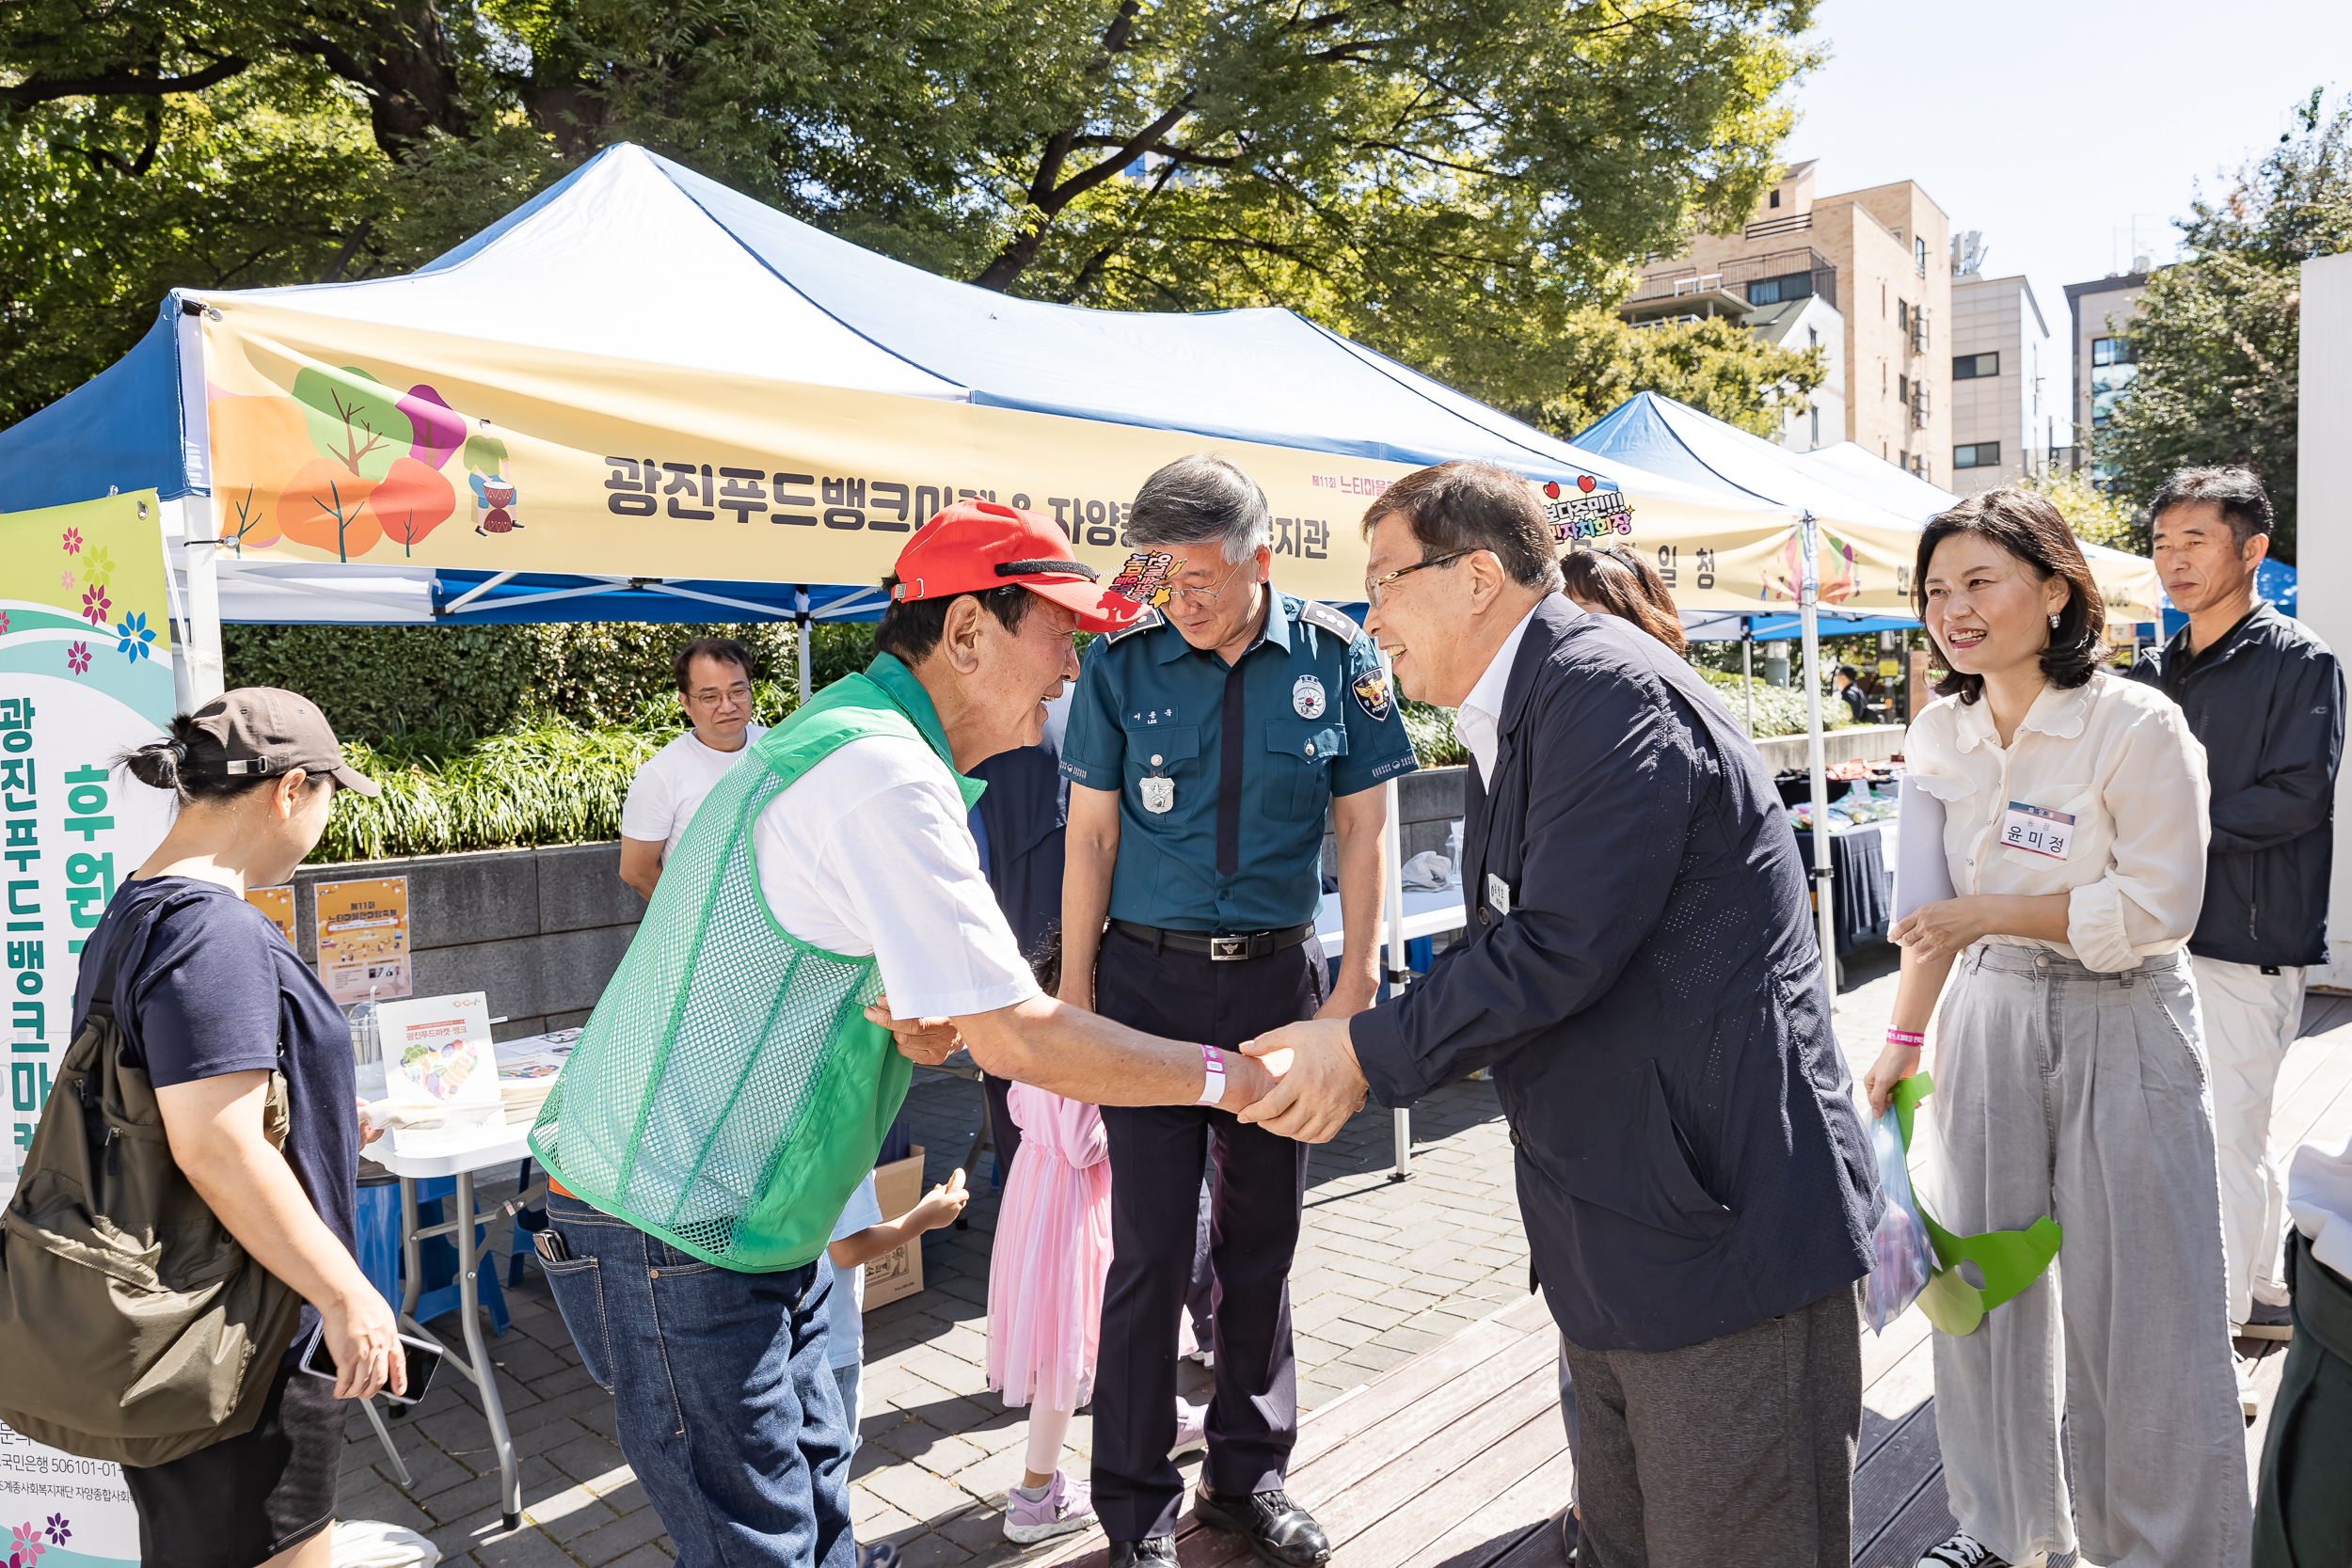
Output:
[1350, 598, 1881, 1353]
[2127, 603, 2343, 968]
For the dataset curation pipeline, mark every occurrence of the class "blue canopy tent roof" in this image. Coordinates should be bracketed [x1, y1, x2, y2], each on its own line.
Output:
[0, 144, 1751, 631]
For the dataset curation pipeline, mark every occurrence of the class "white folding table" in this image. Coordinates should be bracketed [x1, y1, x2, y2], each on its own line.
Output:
[362, 1118, 541, 1531]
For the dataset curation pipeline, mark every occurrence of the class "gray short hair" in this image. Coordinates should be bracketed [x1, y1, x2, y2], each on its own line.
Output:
[1127, 453, 1272, 563]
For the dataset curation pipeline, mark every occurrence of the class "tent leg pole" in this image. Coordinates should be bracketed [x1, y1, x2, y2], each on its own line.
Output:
[1741, 622, 1756, 738]
[1798, 515, 1836, 988]
[797, 599, 813, 707]
[184, 523, 227, 706]
[1380, 669, 1412, 1181]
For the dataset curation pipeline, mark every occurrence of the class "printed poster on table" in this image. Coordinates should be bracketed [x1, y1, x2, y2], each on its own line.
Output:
[376, 990, 504, 1154]
[0, 490, 183, 1561]
[312, 875, 410, 1004]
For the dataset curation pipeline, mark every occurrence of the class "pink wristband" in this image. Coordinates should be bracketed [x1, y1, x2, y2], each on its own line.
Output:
[1195, 1043, 1227, 1106]
[1886, 1028, 1925, 1049]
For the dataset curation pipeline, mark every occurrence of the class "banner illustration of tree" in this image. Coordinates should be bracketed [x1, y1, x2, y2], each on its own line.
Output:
[209, 368, 488, 561]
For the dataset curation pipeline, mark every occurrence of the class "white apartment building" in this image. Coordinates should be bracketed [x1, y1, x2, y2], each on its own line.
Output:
[1748, 293, 1847, 451]
[1947, 256, 2051, 493]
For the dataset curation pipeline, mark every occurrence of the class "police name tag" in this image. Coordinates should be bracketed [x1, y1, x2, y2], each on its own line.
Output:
[1486, 873, 1512, 917]
[1139, 776, 1175, 815]
[2002, 800, 2075, 861]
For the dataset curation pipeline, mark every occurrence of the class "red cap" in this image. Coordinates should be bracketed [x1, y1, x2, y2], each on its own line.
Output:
[889, 499, 1143, 632]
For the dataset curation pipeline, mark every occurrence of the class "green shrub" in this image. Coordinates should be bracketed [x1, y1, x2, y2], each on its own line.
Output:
[227, 621, 875, 746]
[1696, 668, 1859, 738]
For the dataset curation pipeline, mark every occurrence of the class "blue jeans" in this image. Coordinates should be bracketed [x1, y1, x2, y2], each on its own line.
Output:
[541, 1193, 854, 1568]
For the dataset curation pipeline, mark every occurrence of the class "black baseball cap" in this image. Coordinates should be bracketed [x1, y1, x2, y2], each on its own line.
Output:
[187, 688, 381, 796]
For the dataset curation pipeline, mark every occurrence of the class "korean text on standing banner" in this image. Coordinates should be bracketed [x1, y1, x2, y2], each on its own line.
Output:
[0, 490, 181, 1566]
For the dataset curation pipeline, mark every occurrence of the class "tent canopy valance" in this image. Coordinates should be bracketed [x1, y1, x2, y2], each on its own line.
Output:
[1576, 393, 2163, 626]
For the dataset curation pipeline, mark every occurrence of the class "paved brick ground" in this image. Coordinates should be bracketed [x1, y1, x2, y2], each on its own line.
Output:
[340, 940, 1915, 1567]
[340, 1069, 1534, 1567]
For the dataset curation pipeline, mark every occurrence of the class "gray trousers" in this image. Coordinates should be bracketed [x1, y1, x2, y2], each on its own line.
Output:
[1561, 1283, 1862, 1568]
[1925, 943, 2250, 1568]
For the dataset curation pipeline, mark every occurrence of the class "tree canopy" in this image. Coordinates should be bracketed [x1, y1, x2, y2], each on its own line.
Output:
[2098, 89, 2352, 563]
[3, 0, 1822, 437]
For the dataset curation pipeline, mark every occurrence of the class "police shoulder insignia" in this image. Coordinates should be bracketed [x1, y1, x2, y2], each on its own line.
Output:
[1106, 605, 1165, 643]
[1352, 666, 1394, 721]
[1298, 599, 1361, 641]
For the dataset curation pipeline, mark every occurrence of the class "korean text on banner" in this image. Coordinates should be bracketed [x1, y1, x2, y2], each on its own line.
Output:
[0, 491, 182, 1563]
[313, 875, 411, 1005]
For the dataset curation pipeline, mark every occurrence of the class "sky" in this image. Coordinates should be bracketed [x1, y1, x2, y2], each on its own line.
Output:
[1784, 0, 2352, 440]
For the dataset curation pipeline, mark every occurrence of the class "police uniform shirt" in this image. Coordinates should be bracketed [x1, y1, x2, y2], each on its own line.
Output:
[1059, 590, 1418, 932]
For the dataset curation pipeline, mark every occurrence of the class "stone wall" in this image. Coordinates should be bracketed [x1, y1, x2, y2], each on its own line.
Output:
[286, 843, 646, 1042]
[292, 769, 1480, 1040]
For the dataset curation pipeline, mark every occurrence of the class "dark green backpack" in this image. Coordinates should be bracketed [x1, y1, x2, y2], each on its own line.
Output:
[0, 890, 304, 1465]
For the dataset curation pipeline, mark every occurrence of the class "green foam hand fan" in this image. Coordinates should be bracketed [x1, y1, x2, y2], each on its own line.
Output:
[1888, 1073, 2062, 1337]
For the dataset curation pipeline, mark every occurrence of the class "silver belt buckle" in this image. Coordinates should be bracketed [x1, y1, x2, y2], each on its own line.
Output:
[1209, 936, 1249, 961]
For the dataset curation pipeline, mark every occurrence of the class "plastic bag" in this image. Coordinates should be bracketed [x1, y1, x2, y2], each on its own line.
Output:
[1862, 1105, 1934, 1333]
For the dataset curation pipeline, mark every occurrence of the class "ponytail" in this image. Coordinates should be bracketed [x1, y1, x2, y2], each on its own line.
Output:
[116, 714, 311, 806]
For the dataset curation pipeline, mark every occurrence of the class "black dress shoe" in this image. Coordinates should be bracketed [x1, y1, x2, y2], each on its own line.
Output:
[1192, 1486, 1331, 1568]
[1107, 1539, 1179, 1568]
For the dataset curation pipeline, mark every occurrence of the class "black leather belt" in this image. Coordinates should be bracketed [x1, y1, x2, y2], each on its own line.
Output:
[1108, 919, 1318, 962]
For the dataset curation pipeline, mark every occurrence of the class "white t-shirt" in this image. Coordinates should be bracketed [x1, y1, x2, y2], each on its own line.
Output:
[752, 734, 1040, 1021]
[828, 1170, 885, 1368]
[621, 725, 768, 862]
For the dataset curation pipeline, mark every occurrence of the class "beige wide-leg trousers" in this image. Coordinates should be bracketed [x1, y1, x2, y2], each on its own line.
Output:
[1921, 942, 2249, 1568]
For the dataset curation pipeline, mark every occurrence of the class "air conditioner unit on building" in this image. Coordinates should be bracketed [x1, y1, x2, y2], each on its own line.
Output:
[1909, 307, 1930, 354]
[1910, 383, 1931, 429]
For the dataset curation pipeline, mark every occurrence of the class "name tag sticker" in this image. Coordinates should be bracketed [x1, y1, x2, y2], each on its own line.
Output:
[2002, 800, 2076, 861]
[1486, 873, 1513, 917]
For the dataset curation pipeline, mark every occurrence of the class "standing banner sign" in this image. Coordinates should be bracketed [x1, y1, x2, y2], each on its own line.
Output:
[0, 491, 180, 1565]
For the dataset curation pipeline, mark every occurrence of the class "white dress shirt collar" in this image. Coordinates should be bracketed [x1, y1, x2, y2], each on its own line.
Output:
[1455, 598, 1559, 787]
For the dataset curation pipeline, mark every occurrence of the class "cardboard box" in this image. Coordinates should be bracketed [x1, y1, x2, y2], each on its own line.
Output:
[863, 1144, 927, 1310]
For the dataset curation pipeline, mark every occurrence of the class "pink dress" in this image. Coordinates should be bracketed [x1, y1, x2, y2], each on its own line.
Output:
[986, 1084, 1113, 1411]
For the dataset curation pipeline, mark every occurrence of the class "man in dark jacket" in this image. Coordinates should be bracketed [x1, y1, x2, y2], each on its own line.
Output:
[1241, 461, 1881, 1567]
[2128, 467, 2344, 1343]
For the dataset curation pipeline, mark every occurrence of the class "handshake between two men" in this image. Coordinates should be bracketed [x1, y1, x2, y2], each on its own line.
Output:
[866, 999, 1370, 1143]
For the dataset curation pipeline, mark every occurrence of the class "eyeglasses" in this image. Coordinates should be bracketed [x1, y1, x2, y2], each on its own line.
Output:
[1167, 559, 1248, 607]
[1364, 548, 1475, 609]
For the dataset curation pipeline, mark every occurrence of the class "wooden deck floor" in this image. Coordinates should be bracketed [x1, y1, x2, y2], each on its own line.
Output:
[1039, 998, 2352, 1568]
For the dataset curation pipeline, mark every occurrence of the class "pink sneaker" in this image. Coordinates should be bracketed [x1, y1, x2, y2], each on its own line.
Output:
[1004, 1469, 1097, 1544]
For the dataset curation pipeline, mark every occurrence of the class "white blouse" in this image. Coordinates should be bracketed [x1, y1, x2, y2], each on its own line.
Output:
[1903, 669, 2210, 972]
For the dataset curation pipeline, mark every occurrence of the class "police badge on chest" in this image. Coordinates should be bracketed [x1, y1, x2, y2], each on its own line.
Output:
[1139, 775, 1175, 814]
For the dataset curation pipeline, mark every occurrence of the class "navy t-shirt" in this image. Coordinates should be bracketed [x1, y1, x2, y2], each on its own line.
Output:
[72, 877, 359, 1352]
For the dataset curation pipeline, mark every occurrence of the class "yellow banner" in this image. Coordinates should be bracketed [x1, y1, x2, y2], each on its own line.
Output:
[199, 301, 1820, 608]
[203, 300, 2159, 619]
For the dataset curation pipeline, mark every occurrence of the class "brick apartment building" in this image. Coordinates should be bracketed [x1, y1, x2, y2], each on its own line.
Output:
[1620, 162, 1952, 482]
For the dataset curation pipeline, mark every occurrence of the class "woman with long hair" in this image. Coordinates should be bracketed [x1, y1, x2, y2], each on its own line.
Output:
[1862, 490, 2246, 1568]
[1560, 543, 1686, 654]
[77, 689, 402, 1568]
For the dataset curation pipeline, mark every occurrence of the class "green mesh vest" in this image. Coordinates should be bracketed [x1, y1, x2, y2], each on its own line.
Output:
[529, 656, 983, 1272]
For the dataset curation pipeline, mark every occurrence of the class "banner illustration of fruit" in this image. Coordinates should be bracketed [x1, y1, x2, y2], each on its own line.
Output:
[207, 372, 514, 562]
